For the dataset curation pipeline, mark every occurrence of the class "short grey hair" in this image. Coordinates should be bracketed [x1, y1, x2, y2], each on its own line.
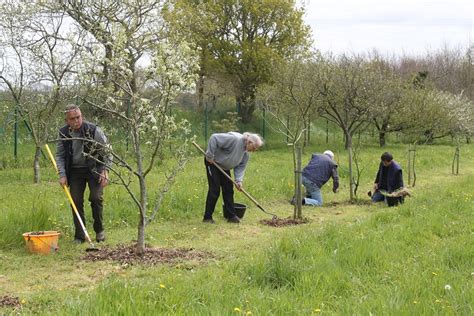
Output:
[64, 104, 80, 114]
[243, 132, 264, 148]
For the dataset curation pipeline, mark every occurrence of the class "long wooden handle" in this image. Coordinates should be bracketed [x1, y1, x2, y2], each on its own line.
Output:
[45, 144, 94, 245]
[192, 141, 267, 212]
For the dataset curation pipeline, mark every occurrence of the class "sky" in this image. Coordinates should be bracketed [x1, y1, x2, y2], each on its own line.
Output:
[302, 0, 473, 56]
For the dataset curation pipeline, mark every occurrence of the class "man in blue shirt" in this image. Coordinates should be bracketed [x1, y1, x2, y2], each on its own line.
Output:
[295, 150, 339, 206]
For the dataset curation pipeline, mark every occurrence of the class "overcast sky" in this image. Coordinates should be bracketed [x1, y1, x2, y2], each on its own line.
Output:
[302, 0, 473, 56]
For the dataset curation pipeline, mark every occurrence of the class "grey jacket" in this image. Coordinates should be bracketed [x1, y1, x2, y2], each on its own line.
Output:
[205, 132, 249, 183]
[56, 121, 111, 180]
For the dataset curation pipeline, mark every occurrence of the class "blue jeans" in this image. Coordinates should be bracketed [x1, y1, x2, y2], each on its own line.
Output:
[371, 191, 385, 202]
[302, 176, 323, 206]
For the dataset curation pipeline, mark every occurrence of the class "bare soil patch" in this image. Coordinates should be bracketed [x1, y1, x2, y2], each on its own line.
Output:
[324, 200, 373, 207]
[0, 295, 20, 309]
[83, 244, 213, 266]
[260, 217, 309, 227]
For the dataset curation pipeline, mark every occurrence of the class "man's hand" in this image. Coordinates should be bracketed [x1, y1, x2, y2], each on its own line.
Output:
[236, 181, 243, 191]
[59, 176, 68, 187]
[99, 170, 109, 187]
[373, 183, 378, 192]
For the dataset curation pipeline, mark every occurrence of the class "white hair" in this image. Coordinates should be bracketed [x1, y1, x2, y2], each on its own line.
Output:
[243, 132, 264, 148]
[323, 150, 334, 159]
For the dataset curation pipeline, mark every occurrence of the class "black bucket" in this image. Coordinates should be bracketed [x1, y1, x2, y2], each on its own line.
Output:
[223, 202, 247, 219]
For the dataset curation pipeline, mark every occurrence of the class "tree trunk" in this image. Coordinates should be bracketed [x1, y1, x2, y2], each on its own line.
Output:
[137, 215, 146, 255]
[196, 49, 206, 111]
[346, 133, 354, 202]
[236, 90, 256, 123]
[344, 133, 351, 150]
[136, 176, 147, 255]
[197, 73, 204, 111]
[379, 131, 386, 147]
[295, 146, 302, 219]
[33, 146, 41, 184]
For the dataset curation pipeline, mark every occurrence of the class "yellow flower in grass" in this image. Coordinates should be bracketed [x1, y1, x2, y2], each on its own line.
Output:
[246, 312, 252, 315]
[432, 272, 438, 276]
[21, 299, 26, 304]
[314, 308, 321, 313]
[413, 300, 418, 304]
[159, 284, 166, 289]
[435, 299, 441, 303]
[234, 307, 241, 312]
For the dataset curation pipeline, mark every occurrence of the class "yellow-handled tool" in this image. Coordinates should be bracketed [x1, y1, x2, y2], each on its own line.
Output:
[45, 144, 98, 251]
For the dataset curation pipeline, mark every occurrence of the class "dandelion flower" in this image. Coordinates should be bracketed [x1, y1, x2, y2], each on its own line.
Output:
[246, 312, 252, 315]
[413, 301, 418, 304]
[234, 307, 241, 312]
[432, 272, 438, 276]
[314, 308, 321, 313]
[21, 299, 26, 304]
[159, 284, 166, 289]
[435, 299, 441, 303]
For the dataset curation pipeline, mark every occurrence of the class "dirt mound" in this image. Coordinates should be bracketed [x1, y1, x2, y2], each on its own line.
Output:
[0, 295, 20, 309]
[83, 244, 213, 266]
[260, 217, 309, 227]
[324, 200, 372, 207]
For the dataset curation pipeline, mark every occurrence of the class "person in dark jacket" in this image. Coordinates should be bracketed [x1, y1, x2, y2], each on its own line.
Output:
[56, 105, 112, 243]
[371, 152, 404, 206]
[203, 132, 264, 224]
[297, 150, 339, 206]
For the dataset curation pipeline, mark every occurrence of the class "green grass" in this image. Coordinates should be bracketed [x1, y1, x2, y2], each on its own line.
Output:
[0, 133, 472, 314]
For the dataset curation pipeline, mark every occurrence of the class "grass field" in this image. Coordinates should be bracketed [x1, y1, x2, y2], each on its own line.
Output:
[0, 137, 473, 314]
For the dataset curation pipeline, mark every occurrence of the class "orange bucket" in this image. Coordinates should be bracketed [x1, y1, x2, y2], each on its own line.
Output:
[22, 231, 60, 255]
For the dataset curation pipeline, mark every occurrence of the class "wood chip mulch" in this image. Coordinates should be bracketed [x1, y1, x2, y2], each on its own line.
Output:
[83, 244, 213, 266]
[260, 217, 309, 227]
[0, 295, 21, 308]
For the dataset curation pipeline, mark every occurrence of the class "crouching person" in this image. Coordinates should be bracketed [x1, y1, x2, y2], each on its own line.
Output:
[371, 152, 404, 206]
[295, 150, 339, 206]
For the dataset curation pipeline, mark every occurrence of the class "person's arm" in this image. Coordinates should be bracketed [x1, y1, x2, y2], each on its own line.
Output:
[332, 166, 339, 193]
[94, 126, 112, 167]
[94, 126, 111, 187]
[56, 135, 68, 186]
[373, 163, 381, 191]
[234, 152, 249, 187]
[394, 169, 404, 191]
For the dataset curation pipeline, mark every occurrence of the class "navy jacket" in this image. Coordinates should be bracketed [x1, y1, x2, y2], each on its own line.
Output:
[374, 161, 404, 193]
[302, 153, 339, 190]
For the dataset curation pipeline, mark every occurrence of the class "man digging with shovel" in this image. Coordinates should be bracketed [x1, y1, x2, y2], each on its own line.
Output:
[202, 132, 264, 224]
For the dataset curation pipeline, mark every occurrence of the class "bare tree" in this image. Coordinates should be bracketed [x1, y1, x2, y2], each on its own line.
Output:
[259, 57, 319, 218]
[0, 1, 83, 182]
[315, 54, 372, 201]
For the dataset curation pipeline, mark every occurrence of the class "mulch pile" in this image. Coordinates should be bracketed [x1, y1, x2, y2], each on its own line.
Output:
[83, 244, 213, 266]
[260, 217, 309, 227]
[0, 295, 21, 309]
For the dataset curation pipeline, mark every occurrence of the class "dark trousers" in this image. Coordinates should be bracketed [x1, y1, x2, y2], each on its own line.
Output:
[371, 191, 403, 207]
[204, 158, 236, 220]
[69, 167, 104, 240]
